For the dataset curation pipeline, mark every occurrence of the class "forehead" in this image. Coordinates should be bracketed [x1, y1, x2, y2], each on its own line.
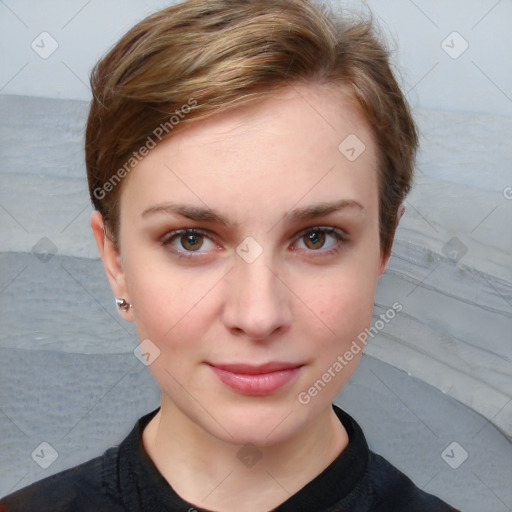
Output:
[121, 82, 379, 222]
[173, 82, 374, 161]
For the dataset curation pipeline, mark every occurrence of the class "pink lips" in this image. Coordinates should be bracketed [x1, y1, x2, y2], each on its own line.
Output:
[207, 362, 303, 396]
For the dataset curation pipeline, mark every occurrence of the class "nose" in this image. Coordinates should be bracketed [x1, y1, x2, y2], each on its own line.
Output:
[222, 251, 292, 341]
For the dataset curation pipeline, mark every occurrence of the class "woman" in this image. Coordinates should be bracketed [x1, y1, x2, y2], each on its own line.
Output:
[1, 0, 459, 510]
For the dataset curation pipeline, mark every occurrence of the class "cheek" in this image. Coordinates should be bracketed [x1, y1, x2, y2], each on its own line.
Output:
[123, 251, 221, 350]
[121, 245, 180, 332]
[317, 282, 375, 341]
[298, 261, 379, 348]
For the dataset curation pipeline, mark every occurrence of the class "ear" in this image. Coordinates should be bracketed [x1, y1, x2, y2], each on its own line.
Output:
[91, 211, 134, 321]
[378, 203, 405, 276]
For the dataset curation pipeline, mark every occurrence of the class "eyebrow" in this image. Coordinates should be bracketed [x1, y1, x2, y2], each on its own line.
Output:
[141, 199, 365, 229]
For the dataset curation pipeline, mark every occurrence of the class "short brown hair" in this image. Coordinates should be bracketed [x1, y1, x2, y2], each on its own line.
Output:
[85, 0, 418, 257]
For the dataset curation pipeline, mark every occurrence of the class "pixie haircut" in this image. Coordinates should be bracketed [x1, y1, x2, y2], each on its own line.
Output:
[85, 0, 418, 258]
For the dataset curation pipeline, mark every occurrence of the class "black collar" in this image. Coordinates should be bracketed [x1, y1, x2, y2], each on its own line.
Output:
[111, 404, 369, 512]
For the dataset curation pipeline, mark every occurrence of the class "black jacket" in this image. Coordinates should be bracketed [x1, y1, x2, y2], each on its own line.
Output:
[0, 405, 459, 511]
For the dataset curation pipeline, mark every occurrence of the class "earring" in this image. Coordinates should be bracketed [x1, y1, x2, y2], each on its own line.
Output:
[115, 298, 132, 312]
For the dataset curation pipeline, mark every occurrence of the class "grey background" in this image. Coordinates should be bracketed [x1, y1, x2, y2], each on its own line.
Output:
[0, 1, 511, 511]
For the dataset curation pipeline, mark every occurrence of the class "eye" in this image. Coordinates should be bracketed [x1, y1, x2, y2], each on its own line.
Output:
[160, 228, 218, 257]
[160, 226, 349, 260]
[293, 227, 349, 256]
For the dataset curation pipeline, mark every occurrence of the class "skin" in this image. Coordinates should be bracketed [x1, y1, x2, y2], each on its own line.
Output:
[91, 81, 396, 512]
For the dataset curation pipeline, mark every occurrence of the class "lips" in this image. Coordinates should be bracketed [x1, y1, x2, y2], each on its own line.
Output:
[207, 361, 304, 395]
[210, 362, 302, 374]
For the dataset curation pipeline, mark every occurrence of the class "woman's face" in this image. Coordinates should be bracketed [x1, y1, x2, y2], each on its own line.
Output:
[107, 82, 386, 445]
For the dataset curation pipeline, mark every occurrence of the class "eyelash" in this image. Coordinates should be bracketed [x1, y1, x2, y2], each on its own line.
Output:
[159, 227, 349, 260]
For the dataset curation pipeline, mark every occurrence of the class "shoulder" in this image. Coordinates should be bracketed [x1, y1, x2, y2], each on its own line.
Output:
[0, 448, 124, 512]
[366, 451, 459, 512]
[330, 405, 459, 512]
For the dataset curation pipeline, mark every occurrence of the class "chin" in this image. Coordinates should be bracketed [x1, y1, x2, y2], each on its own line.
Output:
[202, 398, 310, 447]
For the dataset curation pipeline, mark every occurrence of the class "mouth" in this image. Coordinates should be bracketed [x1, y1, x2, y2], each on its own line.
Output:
[206, 361, 305, 396]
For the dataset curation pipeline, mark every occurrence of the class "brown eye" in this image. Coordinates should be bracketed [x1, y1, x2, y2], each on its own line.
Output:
[303, 230, 326, 250]
[294, 227, 349, 256]
[180, 232, 204, 251]
[160, 228, 217, 257]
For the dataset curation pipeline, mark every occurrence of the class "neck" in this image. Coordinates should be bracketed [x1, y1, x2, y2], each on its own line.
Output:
[142, 396, 349, 512]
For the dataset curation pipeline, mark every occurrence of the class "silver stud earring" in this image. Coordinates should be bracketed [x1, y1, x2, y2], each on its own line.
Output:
[115, 298, 132, 312]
